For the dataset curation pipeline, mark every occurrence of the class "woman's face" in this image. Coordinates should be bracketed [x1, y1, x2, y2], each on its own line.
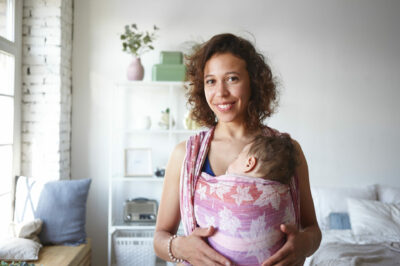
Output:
[203, 53, 251, 125]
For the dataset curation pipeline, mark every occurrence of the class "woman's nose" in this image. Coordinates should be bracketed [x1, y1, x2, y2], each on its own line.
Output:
[215, 80, 229, 97]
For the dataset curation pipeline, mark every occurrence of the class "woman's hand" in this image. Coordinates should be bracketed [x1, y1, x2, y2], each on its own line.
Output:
[174, 226, 231, 266]
[261, 224, 308, 266]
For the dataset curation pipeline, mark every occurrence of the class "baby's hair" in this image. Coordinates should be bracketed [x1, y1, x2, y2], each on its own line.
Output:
[247, 134, 298, 184]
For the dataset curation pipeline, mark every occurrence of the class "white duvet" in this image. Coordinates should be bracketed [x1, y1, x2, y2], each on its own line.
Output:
[305, 230, 400, 266]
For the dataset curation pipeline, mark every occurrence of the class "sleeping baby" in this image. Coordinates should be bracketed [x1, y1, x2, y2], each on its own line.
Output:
[194, 134, 298, 265]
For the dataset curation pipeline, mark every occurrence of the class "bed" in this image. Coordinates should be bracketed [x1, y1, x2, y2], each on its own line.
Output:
[304, 184, 400, 266]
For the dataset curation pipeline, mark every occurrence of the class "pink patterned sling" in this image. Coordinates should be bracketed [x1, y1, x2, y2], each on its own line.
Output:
[180, 126, 300, 265]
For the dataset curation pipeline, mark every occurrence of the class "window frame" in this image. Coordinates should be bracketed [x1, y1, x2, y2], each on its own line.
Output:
[0, 0, 22, 224]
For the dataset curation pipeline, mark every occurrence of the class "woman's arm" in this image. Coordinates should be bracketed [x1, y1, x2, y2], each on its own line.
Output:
[153, 141, 186, 261]
[153, 141, 231, 266]
[262, 139, 322, 266]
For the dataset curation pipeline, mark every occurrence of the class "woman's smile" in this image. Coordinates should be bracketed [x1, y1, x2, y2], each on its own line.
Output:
[215, 102, 235, 112]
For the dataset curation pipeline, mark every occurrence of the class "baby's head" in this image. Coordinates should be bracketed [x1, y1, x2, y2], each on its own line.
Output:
[226, 134, 297, 184]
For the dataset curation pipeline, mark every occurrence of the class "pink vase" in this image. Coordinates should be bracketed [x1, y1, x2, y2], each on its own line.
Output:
[127, 57, 144, 80]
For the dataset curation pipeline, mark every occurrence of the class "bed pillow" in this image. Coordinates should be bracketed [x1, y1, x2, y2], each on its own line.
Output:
[376, 185, 400, 204]
[328, 212, 351, 230]
[35, 178, 91, 246]
[0, 238, 42, 260]
[347, 198, 400, 241]
[311, 185, 376, 230]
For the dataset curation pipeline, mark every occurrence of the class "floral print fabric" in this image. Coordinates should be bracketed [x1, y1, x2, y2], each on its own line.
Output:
[194, 173, 296, 265]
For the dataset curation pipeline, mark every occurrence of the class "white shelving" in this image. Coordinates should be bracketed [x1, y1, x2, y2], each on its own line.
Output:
[107, 81, 197, 266]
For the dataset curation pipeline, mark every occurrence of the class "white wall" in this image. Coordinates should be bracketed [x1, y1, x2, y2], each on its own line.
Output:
[72, 0, 400, 264]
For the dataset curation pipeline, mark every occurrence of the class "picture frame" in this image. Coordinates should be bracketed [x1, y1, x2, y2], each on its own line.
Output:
[124, 148, 152, 177]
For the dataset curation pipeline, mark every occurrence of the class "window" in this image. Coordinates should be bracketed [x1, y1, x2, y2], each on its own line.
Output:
[0, 0, 20, 238]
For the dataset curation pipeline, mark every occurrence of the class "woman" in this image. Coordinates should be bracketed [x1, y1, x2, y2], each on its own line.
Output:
[153, 33, 321, 266]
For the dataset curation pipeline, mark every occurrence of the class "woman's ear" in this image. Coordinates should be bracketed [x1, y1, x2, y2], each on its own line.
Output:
[244, 156, 257, 173]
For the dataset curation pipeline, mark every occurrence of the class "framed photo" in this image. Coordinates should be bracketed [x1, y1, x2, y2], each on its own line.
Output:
[124, 148, 152, 177]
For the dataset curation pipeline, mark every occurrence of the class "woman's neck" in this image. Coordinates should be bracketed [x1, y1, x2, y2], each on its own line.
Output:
[214, 121, 261, 141]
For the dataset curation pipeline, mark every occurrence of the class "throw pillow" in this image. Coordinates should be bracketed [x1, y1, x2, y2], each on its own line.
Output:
[347, 198, 400, 241]
[35, 178, 91, 246]
[12, 219, 43, 243]
[0, 238, 42, 260]
[14, 176, 45, 224]
[328, 212, 351, 230]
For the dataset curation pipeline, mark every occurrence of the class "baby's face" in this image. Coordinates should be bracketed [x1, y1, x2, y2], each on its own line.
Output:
[226, 143, 253, 176]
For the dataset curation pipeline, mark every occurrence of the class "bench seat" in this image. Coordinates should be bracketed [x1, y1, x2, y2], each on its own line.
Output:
[27, 238, 91, 266]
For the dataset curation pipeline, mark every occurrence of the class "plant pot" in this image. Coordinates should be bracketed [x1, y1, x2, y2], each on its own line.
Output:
[127, 57, 144, 81]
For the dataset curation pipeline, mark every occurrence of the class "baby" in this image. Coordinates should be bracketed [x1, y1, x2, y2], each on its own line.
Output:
[226, 134, 297, 184]
[194, 134, 298, 265]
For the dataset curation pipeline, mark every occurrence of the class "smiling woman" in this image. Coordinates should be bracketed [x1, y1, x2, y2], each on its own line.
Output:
[153, 33, 321, 266]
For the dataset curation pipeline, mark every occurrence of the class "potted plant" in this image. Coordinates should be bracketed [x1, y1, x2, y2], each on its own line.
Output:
[120, 24, 159, 80]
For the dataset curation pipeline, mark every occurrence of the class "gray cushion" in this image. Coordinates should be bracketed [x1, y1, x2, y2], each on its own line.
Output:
[35, 179, 91, 246]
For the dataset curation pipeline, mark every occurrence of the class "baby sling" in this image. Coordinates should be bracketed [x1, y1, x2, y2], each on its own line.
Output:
[180, 126, 300, 265]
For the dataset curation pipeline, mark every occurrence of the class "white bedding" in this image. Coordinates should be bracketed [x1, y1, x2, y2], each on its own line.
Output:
[305, 230, 400, 266]
[305, 185, 400, 266]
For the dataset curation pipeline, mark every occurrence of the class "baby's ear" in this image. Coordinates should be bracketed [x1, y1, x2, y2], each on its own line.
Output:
[244, 156, 257, 173]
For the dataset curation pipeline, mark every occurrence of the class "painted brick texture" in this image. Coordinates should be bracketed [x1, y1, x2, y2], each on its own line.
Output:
[21, 0, 73, 181]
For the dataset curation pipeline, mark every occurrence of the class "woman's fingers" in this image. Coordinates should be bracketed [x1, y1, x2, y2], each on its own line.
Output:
[201, 241, 231, 266]
[261, 247, 290, 266]
[192, 225, 216, 237]
[261, 224, 299, 266]
[195, 254, 228, 266]
[280, 223, 298, 235]
[186, 226, 231, 266]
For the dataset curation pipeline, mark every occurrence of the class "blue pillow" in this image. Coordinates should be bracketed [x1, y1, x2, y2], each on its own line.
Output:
[329, 212, 351, 230]
[35, 179, 91, 246]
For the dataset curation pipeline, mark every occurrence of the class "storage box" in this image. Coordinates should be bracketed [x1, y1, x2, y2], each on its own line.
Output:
[113, 230, 156, 266]
[160, 51, 183, 64]
[152, 64, 186, 81]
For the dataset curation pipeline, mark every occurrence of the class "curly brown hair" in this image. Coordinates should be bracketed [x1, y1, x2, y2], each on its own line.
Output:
[248, 134, 298, 184]
[185, 33, 278, 129]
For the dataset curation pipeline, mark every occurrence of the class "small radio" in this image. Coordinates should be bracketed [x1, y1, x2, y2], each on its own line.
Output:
[123, 197, 158, 223]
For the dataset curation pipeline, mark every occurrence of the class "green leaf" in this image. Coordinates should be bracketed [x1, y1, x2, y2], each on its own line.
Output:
[120, 23, 159, 55]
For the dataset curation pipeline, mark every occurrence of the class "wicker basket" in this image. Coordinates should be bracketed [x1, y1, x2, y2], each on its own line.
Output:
[113, 230, 156, 266]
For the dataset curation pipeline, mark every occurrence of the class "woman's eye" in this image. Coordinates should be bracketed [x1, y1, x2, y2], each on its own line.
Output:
[227, 76, 239, 82]
[205, 79, 215, 85]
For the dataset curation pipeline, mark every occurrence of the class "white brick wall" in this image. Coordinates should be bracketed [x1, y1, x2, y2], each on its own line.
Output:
[21, 0, 73, 181]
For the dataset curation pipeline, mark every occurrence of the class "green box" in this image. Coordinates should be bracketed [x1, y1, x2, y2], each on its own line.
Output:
[160, 51, 183, 65]
[152, 64, 186, 81]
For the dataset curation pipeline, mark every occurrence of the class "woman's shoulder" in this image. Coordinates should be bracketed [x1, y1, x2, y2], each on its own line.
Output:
[171, 128, 213, 159]
[186, 127, 214, 145]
